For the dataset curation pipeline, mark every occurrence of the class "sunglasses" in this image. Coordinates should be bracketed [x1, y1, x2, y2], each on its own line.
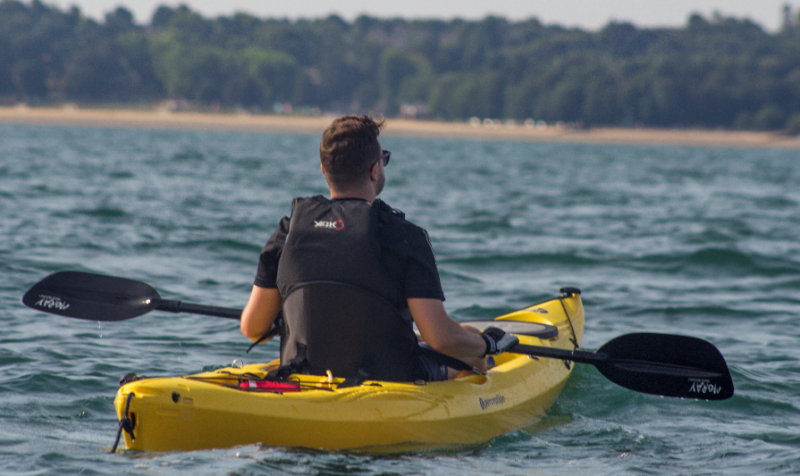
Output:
[370, 150, 390, 172]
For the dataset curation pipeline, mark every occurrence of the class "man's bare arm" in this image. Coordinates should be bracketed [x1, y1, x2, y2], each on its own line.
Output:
[240, 285, 282, 343]
[407, 297, 487, 358]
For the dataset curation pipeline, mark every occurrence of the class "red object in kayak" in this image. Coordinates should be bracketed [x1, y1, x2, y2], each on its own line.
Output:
[238, 380, 301, 392]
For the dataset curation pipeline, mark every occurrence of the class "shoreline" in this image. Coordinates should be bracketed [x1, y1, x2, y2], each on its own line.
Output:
[2, 106, 799, 149]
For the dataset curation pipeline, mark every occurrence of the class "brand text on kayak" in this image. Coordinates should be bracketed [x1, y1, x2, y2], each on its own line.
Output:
[479, 394, 506, 410]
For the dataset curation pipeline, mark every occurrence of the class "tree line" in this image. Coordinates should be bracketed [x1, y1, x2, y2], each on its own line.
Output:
[2, 0, 800, 131]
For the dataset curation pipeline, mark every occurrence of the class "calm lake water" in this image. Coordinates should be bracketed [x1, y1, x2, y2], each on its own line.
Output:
[1, 123, 799, 475]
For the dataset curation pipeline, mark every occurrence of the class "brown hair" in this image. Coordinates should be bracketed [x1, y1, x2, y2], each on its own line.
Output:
[320, 115, 384, 189]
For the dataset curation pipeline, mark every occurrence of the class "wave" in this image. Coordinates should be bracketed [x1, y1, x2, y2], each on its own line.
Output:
[107, 170, 136, 180]
[0, 349, 36, 367]
[72, 206, 129, 219]
[440, 252, 599, 268]
[628, 248, 800, 278]
[627, 305, 761, 320]
[171, 148, 206, 162]
[133, 238, 261, 255]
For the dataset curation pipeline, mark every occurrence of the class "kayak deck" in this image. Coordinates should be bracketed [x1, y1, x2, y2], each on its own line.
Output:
[114, 291, 584, 452]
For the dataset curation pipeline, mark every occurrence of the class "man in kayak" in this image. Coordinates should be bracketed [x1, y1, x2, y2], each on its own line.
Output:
[240, 115, 517, 382]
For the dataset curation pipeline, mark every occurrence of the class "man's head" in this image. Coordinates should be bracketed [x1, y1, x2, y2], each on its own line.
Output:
[320, 115, 385, 196]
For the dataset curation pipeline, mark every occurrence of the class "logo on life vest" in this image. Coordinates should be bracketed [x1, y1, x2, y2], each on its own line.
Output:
[314, 219, 345, 231]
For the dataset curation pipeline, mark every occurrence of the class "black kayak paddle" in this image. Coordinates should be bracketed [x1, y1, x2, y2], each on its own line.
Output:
[23, 271, 734, 400]
[22, 270, 241, 321]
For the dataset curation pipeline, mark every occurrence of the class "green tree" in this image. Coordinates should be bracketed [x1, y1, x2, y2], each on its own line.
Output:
[149, 32, 225, 100]
[378, 49, 433, 112]
[752, 104, 786, 130]
[227, 47, 298, 106]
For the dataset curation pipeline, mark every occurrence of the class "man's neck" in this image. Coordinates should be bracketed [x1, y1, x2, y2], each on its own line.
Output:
[329, 188, 375, 201]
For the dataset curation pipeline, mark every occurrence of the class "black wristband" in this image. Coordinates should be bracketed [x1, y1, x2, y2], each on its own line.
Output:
[480, 333, 492, 357]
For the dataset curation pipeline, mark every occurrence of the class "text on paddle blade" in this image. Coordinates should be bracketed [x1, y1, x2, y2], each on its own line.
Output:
[34, 295, 71, 311]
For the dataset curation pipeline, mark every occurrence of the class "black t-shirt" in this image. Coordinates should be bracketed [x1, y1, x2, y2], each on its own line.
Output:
[254, 197, 445, 305]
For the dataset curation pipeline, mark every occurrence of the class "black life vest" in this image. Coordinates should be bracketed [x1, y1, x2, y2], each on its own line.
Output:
[276, 196, 425, 382]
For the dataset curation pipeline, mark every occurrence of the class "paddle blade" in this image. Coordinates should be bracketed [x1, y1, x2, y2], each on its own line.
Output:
[23, 271, 160, 321]
[594, 333, 734, 400]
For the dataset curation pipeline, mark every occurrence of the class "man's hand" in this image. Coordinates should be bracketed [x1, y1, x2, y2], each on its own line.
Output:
[481, 327, 519, 356]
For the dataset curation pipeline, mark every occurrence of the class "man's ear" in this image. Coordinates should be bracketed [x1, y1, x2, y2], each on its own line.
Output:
[320, 164, 334, 189]
[369, 161, 379, 182]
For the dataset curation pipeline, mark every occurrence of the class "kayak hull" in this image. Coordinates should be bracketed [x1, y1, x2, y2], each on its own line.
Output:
[114, 292, 584, 452]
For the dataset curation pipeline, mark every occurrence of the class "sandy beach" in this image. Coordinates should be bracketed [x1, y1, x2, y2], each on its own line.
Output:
[2, 105, 799, 149]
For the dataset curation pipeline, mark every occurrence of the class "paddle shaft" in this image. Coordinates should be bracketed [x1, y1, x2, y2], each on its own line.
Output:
[155, 299, 241, 319]
[511, 343, 606, 365]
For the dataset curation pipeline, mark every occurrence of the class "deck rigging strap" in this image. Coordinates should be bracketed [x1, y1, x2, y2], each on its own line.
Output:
[245, 322, 281, 353]
[558, 287, 581, 369]
[110, 392, 136, 454]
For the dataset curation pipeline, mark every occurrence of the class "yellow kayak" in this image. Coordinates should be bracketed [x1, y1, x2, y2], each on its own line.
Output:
[112, 290, 584, 452]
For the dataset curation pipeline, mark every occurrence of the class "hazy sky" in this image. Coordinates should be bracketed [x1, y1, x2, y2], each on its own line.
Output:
[49, 0, 797, 32]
